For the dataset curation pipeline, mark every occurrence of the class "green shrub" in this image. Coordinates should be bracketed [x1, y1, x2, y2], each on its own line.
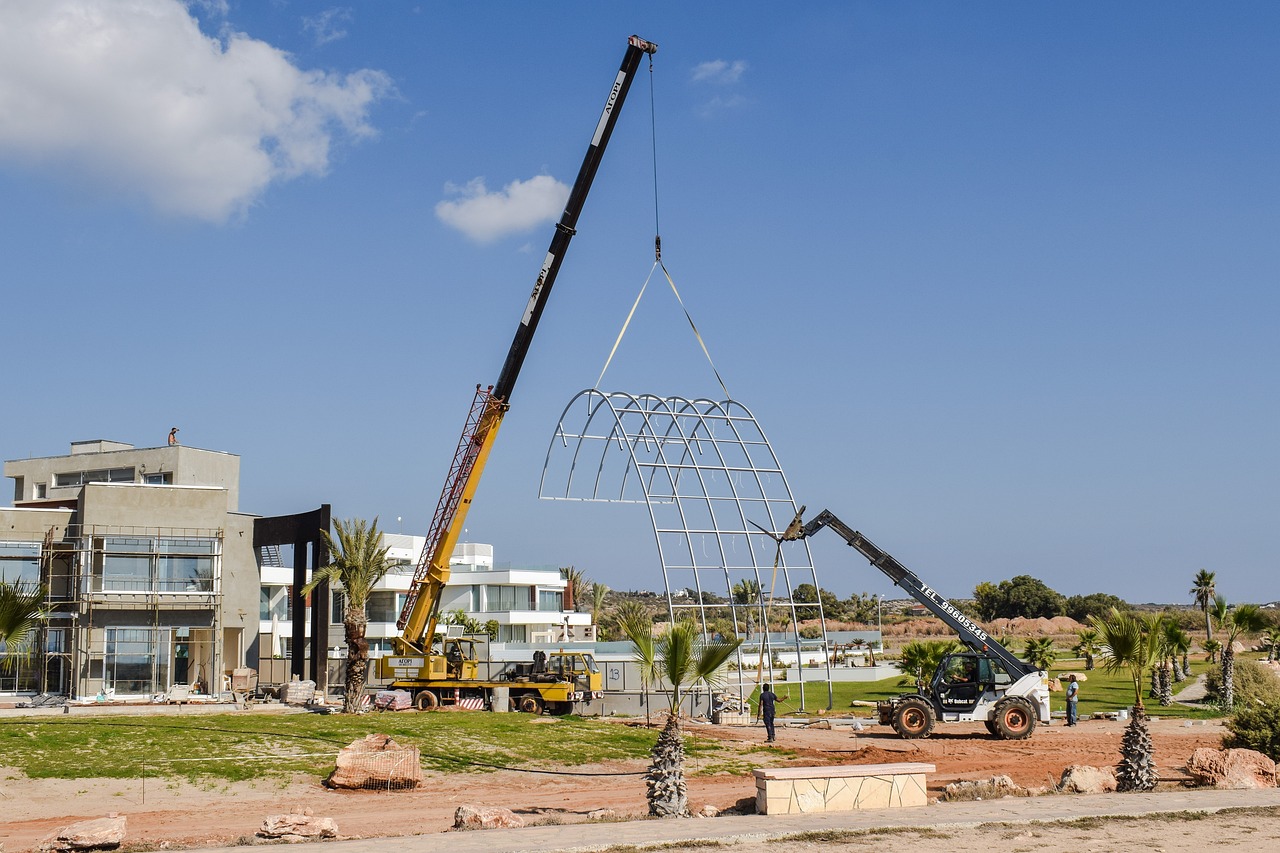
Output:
[1204, 659, 1280, 707]
[1223, 701, 1280, 762]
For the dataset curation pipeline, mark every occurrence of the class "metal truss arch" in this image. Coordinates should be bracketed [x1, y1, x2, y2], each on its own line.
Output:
[541, 389, 832, 709]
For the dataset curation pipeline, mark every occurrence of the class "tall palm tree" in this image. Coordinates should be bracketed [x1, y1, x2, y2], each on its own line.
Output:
[1073, 629, 1101, 671]
[560, 566, 586, 611]
[1190, 570, 1216, 642]
[590, 581, 609, 629]
[302, 517, 393, 714]
[1218, 603, 1267, 711]
[622, 618, 741, 817]
[0, 581, 47, 673]
[1210, 594, 1230, 640]
[1090, 608, 1161, 792]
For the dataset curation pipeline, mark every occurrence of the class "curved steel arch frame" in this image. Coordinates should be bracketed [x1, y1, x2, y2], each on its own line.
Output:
[540, 389, 832, 709]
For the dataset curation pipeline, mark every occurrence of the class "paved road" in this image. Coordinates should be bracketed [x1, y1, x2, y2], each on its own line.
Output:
[216, 787, 1280, 853]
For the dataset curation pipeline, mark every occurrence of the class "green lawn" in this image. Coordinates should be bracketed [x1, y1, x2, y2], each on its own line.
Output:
[0, 711, 681, 783]
[757, 657, 1224, 721]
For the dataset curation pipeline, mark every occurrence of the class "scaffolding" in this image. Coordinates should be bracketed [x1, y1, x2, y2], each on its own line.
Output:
[37, 523, 224, 700]
[540, 390, 832, 710]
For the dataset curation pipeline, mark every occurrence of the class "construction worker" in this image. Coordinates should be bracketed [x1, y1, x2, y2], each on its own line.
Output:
[760, 682, 778, 743]
[168, 427, 180, 446]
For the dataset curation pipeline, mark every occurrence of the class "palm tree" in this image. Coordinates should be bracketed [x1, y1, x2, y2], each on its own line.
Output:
[1090, 608, 1161, 792]
[1190, 569, 1216, 642]
[896, 640, 957, 692]
[1262, 627, 1280, 663]
[1202, 638, 1222, 665]
[1073, 629, 1101, 671]
[302, 517, 393, 714]
[560, 566, 586, 611]
[1210, 594, 1230, 640]
[1162, 623, 1191, 684]
[621, 618, 742, 817]
[590, 581, 609, 629]
[0, 581, 47, 674]
[1023, 637, 1057, 672]
[1218, 603, 1267, 711]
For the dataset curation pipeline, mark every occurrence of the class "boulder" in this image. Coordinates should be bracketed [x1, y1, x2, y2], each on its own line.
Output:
[943, 775, 1027, 801]
[257, 810, 338, 842]
[326, 733, 422, 790]
[1058, 764, 1117, 794]
[1186, 748, 1277, 789]
[453, 806, 525, 830]
[39, 815, 126, 852]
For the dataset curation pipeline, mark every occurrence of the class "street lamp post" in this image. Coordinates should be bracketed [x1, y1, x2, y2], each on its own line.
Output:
[877, 594, 884, 655]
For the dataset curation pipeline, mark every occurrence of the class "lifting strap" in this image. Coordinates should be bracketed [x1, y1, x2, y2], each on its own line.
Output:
[595, 238, 732, 399]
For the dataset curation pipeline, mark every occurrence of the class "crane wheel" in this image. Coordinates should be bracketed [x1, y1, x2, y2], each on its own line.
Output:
[414, 690, 439, 710]
[517, 695, 543, 715]
[994, 697, 1036, 740]
[984, 718, 999, 736]
[891, 697, 935, 739]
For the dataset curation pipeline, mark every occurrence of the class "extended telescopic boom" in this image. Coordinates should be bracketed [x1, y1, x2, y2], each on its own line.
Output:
[394, 36, 658, 653]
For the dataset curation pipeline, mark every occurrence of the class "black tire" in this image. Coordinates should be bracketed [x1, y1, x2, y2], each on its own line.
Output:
[984, 718, 999, 736]
[517, 694, 543, 715]
[993, 697, 1036, 740]
[546, 701, 573, 716]
[414, 689, 439, 711]
[891, 697, 935, 739]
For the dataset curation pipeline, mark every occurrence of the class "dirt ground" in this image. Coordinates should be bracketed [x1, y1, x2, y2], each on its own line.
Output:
[0, 716, 1240, 852]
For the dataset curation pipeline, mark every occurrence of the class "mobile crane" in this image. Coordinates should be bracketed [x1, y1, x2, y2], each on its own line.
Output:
[783, 509, 1051, 739]
[376, 36, 658, 713]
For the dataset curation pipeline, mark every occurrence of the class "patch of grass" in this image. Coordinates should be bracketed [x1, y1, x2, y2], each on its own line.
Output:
[770, 827, 950, 843]
[0, 712, 696, 783]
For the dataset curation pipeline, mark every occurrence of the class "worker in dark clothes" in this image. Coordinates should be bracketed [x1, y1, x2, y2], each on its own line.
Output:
[759, 682, 778, 743]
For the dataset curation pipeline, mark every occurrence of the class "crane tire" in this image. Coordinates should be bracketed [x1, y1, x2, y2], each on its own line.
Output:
[984, 718, 999, 736]
[994, 697, 1036, 740]
[517, 695, 543, 715]
[414, 689, 439, 711]
[891, 697, 935, 739]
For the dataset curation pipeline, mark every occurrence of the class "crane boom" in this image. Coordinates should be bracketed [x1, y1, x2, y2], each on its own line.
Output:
[394, 35, 658, 653]
[791, 509, 1035, 678]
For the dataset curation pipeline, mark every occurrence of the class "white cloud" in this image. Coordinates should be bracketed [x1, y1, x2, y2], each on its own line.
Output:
[0, 0, 392, 222]
[691, 59, 747, 85]
[435, 175, 569, 244]
[302, 7, 353, 47]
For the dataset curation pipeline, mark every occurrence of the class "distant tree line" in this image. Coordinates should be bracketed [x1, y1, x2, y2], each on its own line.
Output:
[972, 575, 1128, 622]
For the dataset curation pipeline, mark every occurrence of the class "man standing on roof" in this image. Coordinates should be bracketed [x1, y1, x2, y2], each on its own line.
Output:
[168, 427, 180, 446]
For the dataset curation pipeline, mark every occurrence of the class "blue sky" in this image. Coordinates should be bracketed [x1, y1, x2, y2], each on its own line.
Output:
[1, 2, 1277, 606]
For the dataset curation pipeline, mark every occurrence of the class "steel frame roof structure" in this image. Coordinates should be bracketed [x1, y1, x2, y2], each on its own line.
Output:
[540, 389, 832, 708]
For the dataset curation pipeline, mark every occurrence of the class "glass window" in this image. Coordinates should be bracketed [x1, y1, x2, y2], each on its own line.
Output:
[0, 541, 41, 585]
[538, 590, 564, 612]
[485, 585, 532, 612]
[92, 536, 219, 594]
[143, 473, 172, 485]
[366, 592, 401, 623]
[105, 627, 170, 695]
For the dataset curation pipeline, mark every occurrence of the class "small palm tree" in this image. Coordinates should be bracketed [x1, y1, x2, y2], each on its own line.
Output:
[560, 566, 587, 611]
[0, 581, 47, 674]
[1073, 629, 1101, 671]
[896, 640, 957, 691]
[1219, 603, 1267, 711]
[1023, 637, 1057, 672]
[1162, 623, 1191, 685]
[1190, 569, 1216, 642]
[1090, 608, 1161, 792]
[1261, 627, 1280, 663]
[1203, 638, 1222, 665]
[622, 618, 742, 817]
[590, 581, 609, 629]
[302, 517, 393, 714]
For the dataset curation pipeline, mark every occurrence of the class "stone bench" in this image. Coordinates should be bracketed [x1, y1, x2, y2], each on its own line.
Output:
[753, 762, 935, 815]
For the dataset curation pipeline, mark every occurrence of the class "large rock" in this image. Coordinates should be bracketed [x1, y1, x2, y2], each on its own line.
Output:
[453, 806, 526, 830]
[943, 775, 1027, 801]
[326, 733, 423, 790]
[39, 815, 126, 851]
[257, 809, 338, 842]
[1058, 764, 1117, 794]
[1186, 748, 1277, 789]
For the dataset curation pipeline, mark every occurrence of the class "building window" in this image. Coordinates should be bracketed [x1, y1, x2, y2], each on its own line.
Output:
[261, 586, 289, 621]
[538, 590, 564, 612]
[34, 483, 47, 499]
[0, 541, 41, 585]
[54, 467, 136, 488]
[143, 472, 173, 485]
[104, 627, 170, 696]
[0, 636, 40, 693]
[366, 592, 402, 624]
[92, 536, 218, 593]
[497, 625, 527, 643]
[483, 585, 532, 612]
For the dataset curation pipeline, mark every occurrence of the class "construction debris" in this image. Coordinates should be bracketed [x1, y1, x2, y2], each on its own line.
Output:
[39, 815, 126, 852]
[257, 809, 338, 842]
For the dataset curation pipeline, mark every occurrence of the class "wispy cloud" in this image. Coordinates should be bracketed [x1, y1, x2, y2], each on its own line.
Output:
[692, 59, 748, 85]
[302, 7, 353, 47]
[435, 175, 570, 244]
[0, 0, 392, 222]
